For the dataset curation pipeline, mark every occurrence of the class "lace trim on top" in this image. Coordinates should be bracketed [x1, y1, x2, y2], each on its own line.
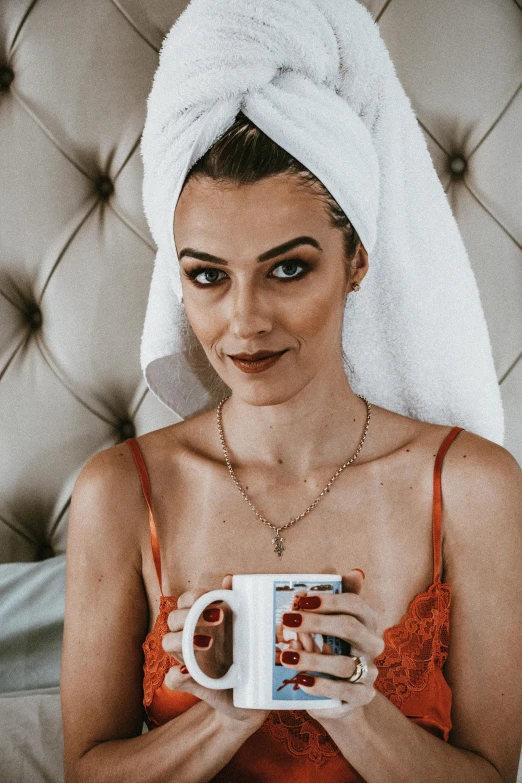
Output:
[261, 709, 344, 767]
[373, 580, 451, 707]
[142, 580, 450, 766]
[143, 595, 180, 709]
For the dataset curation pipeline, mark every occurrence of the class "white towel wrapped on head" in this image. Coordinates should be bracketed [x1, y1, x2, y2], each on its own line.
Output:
[140, 0, 504, 444]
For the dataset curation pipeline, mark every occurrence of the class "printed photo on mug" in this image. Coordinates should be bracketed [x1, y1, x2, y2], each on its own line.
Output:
[272, 579, 351, 701]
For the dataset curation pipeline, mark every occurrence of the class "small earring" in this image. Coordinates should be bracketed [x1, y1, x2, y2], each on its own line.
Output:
[352, 282, 360, 292]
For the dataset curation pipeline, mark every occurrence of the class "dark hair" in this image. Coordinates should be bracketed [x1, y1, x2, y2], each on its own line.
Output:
[185, 111, 361, 279]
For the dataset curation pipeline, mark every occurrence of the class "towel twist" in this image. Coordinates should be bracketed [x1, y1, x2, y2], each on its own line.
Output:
[139, 0, 504, 444]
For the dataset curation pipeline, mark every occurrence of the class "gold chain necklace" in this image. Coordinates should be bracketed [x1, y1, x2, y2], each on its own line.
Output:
[216, 394, 372, 556]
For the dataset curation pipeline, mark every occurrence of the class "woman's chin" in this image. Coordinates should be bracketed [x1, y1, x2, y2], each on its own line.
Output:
[224, 381, 306, 408]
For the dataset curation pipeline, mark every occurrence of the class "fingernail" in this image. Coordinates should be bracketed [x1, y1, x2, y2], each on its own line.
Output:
[223, 573, 232, 578]
[282, 612, 302, 627]
[180, 665, 189, 674]
[281, 650, 300, 665]
[353, 568, 365, 579]
[210, 600, 223, 605]
[203, 607, 221, 623]
[193, 633, 212, 648]
[296, 673, 315, 687]
[299, 596, 321, 610]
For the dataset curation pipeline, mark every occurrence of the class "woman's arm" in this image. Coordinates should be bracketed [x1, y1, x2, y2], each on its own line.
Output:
[317, 432, 522, 783]
[74, 700, 261, 783]
[61, 446, 262, 783]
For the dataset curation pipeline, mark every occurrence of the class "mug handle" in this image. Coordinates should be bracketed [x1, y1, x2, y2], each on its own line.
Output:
[181, 589, 241, 690]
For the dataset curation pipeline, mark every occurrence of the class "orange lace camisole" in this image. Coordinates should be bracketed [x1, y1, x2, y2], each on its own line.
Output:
[125, 425, 463, 782]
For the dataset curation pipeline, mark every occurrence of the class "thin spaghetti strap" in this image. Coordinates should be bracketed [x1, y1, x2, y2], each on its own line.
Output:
[125, 438, 163, 596]
[432, 426, 465, 583]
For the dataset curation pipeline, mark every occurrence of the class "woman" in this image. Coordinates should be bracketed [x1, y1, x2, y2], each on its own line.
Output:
[60, 2, 522, 782]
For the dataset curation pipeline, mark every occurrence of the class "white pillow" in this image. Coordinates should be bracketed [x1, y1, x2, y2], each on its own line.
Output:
[0, 556, 65, 693]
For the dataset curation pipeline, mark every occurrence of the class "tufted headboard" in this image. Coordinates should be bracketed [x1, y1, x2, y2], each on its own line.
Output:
[1, 1, 521, 781]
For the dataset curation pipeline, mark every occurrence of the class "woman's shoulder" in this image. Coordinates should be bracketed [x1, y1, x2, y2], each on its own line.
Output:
[374, 404, 516, 468]
[85, 414, 211, 473]
[68, 436, 167, 575]
[420, 419, 521, 495]
[71, 440, 152, 543]
[368, 406, 520, 497]
[75, 415, 219, 521]
[123, 409, 223, 468]
[374, 411, 521, 563]
[410, 419, 522, 549]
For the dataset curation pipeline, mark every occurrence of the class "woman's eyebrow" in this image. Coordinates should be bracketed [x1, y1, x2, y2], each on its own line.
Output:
[177, 236, 322, 266]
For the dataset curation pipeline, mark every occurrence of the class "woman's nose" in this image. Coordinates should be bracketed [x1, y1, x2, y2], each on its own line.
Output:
[228, 284, 272, 339]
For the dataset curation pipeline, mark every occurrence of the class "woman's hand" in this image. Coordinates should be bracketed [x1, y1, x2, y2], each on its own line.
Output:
[280, 569, 385, 720]
[161, 574, 270, 730]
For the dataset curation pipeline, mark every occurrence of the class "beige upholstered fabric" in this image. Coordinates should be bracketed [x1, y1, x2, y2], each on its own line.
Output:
[1, 1, 520, 781]
[0, 687, 64, 782]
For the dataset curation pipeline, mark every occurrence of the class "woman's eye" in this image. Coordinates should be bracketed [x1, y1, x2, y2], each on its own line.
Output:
[190, 268, 226, 285]
[270, 261, 307, 280]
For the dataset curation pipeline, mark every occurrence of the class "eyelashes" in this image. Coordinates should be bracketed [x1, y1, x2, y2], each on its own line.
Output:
[183, 259, 312, 288]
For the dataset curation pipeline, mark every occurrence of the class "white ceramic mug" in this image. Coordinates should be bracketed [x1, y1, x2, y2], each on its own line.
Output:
[181, 573, 351, 710]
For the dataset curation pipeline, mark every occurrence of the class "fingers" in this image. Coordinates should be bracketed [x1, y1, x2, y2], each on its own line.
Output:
[164, 660, 193, 691]
[282, 611, 384, 658]
[280, 646, 378, 682]
[176, 587, 214, 610]
[163, 663, 214, 710]
[164, 659, 215, 703]
[162, 592, 225, 658]
[295, 592, 379, 633]
[162, 630, 215, 661]
[166, 604, 223, 632]
[280, 642, 380, 713]
[222, 574, 233, 590]
[293, 667, 377, 709]
[167, 589, 224, 631]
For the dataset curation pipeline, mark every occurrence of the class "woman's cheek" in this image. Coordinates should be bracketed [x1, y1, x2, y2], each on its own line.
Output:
[290, 288, 343, 344]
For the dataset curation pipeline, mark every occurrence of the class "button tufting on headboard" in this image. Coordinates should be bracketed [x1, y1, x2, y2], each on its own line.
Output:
[119, 421, 136, 440]
[449, 153, 467, 178]
[95, 174, 114, 201]
[0, 64, 14, 90]
[24, 304, 42, 330]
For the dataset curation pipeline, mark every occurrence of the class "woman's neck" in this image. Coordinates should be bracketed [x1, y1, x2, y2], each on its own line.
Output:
[218, 362, 370, 478]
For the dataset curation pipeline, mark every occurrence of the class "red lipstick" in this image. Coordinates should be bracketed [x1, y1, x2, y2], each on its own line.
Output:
[229, 349, 288, 373]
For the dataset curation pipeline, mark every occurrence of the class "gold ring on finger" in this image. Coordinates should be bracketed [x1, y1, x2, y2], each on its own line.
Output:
[346, 655, 368, 683]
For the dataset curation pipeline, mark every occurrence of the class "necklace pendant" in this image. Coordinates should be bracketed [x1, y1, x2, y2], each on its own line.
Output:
[272, 532, 285, 556]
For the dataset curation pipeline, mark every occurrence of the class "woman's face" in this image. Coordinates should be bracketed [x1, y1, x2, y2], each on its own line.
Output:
[173, 173, 368, 405]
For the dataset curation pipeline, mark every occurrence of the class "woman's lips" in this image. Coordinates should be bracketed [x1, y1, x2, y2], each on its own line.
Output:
[230, 350, 287, 373]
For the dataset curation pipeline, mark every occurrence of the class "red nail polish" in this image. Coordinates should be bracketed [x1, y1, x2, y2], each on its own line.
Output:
[210, 600, 223, 605]
[203, 607, 221, 622]
[299, 596, 321, 610]
[180, 665, 189, 674]
[281, 650, 300, 665]
[296, 673, 315, 687]
[354, 568, 365, 579]
[282, 612, 302, 627]
[193, 633, 212, 648]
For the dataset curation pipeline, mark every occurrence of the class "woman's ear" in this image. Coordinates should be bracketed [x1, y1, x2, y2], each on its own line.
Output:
[346, 242, 369, 295]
